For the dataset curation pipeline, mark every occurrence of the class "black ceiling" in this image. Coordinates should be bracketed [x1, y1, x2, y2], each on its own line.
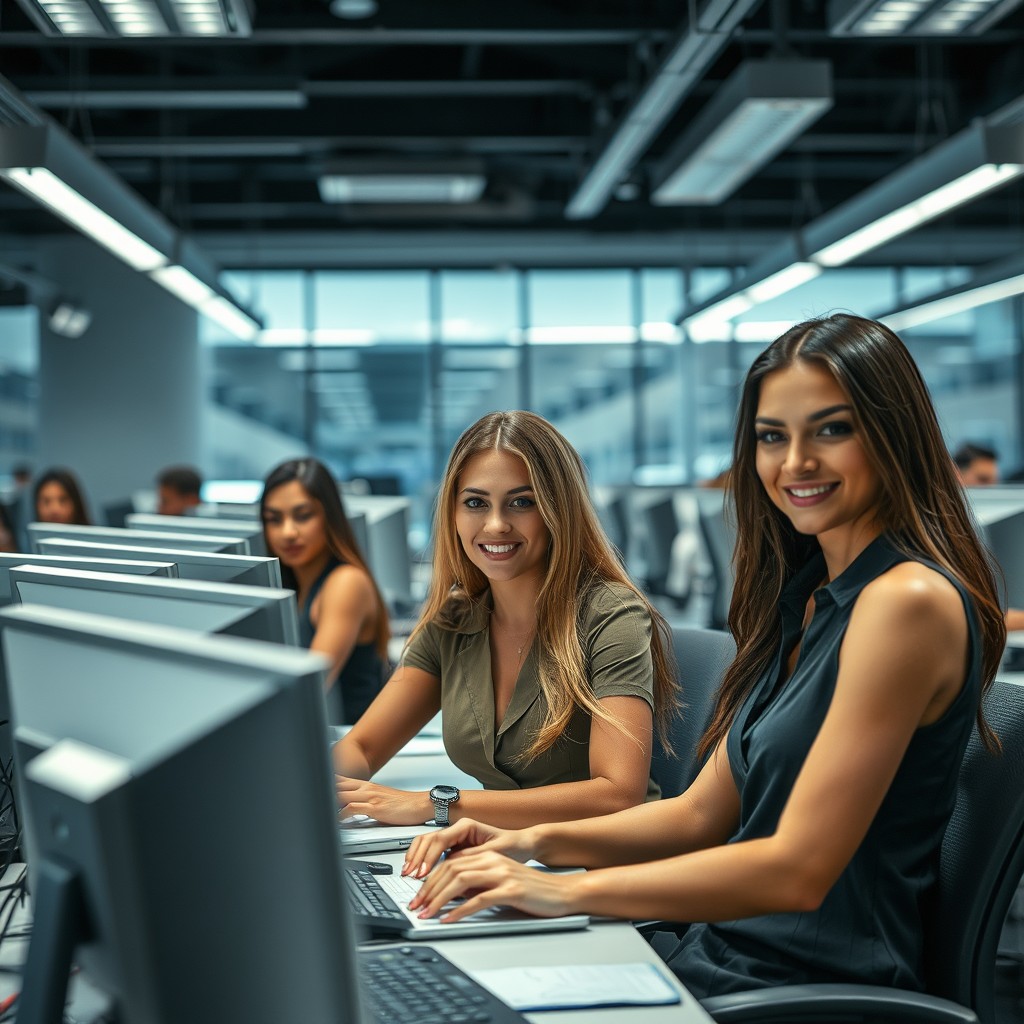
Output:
[1, 0, 1023, 269]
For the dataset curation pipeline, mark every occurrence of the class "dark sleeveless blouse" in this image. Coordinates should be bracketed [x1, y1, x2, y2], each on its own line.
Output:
[665, 533, 982, 998]
[299, 558, 388, 725]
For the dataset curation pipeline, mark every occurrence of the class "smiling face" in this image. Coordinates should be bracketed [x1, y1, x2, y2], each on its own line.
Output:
[261, 479, 331, 573]
[36, 481, 77, 524]
[454, 449, 550, 589]
[755, 359, 883, 556]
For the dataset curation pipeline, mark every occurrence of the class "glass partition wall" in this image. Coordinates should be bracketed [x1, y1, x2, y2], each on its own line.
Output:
[200, 266, 1024, 537]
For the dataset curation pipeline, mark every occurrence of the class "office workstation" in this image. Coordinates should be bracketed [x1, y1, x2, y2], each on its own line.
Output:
[0, 1, 1024, 1021]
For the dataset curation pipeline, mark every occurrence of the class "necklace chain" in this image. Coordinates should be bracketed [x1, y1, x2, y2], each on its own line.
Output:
[491, 616, 537, 658]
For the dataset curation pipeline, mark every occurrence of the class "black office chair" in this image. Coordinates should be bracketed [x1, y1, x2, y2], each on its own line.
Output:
[701, 679, 1024, 1024]
[652, 626, 735, 798]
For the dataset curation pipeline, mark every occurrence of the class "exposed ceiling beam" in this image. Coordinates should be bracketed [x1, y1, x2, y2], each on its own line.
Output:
[0, 27, 673, 47]
[185, 227, 1022, 270]
[88, 136, 589, 158]
[565, 0, 765, 220]
[25, 80, 597, 109]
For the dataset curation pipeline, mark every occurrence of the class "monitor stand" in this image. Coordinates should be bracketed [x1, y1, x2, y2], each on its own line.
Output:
[18, 857, 88, 1024]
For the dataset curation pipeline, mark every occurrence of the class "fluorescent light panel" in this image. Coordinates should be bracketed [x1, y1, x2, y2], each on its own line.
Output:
[150, 264, 215, 306]
[0, 166, 167, 271]
[684, 263, 820, 334]
[812, 162, 1023, 267]
[878, 250, 1024, 330]
[318, 174, 486, 204]
[681, 121, 1024, 332]
[202, 295, 260, 341]
[652, 61, 833, 206]
[829, 0, 1024, 34]
[15, 0, 252, 35]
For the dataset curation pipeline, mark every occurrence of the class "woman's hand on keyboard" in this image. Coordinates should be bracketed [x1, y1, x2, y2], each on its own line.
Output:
[336, 775, 432, 826]
[402, 818, 537, 879]
[407, 849, 580, 923]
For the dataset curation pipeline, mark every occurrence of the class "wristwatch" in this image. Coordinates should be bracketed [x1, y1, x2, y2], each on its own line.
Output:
[429, 784, 460, 826]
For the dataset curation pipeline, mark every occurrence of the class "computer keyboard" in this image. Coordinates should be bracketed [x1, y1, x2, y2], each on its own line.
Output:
[359, 945, 528, 1024]
[347, 865, 410, 932]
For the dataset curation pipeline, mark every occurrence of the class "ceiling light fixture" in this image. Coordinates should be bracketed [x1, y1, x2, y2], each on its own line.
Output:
[318, 162, 486, 204]
[828, 0, 1024, 35]
[329, 0, 378, 18]
[0, 124, 262, 339]
[679, 119, 1024, 334]
[651, 60, 833, 206]
[564, 0, 762, 220]
[877, 252, 1024, 332]
[13, 0, 252, 36]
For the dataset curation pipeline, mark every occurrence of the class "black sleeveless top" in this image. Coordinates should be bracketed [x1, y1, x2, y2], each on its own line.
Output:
[299, 558, 388, 725]
[665, 533, 982, 998]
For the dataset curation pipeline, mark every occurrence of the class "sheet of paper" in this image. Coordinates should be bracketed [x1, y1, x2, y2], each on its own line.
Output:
[472, 962, 681, 1010]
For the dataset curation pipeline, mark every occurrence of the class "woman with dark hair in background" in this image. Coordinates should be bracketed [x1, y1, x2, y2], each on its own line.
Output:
[33, 467, 92, 526]
[334, 410, 679, 830]
[260, 458, 390, 724]
[402, 315, 1004, 1000]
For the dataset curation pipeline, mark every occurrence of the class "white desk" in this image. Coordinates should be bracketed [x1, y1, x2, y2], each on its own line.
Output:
[352, 851, 712, 1024]
[341, 721, 713, 1024]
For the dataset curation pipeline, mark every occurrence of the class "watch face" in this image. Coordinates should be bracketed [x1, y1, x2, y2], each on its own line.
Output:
[431, 785, 459, 801]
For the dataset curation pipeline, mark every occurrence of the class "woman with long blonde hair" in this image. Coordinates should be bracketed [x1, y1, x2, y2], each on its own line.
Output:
[334, 410, 679, 827]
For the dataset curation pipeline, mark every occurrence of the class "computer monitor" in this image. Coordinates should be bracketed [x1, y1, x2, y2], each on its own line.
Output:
[0, 604, 359, 1024]
[125, 512, 267, 557]
[27, 523, 251, 557]
[0, 552, 177, 607]
[969, 497, 1024, 610]
[632, 490, 680, 596]
[344, 496, 413, 608]
[694, 488, 737, 630]
[36, 537, 282, 588]
[8, 566, 299, 646]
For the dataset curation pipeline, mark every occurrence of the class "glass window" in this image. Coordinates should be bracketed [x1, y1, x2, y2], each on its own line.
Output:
[440, 347, 520, 450]
[314, 272, 431, 344]
[440, 271, 518, 344]
[528, 270, 633, 343]
[530, 343, 636, 484]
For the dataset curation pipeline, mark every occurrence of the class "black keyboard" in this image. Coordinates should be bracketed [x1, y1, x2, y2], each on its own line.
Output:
[346, 866, 409, 932]
[359, 946, 528, 1024]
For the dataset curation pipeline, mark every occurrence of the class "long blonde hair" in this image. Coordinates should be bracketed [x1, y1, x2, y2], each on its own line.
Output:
[411, 410, 679, 759]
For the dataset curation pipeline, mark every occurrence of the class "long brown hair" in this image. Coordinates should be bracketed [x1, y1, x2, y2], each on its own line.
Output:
[260, 458, 390, 659]
[412, 410, 680, 759]
[699, 314, 1004, 759]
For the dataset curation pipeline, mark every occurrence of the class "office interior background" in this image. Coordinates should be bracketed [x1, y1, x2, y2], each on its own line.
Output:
[0, 0, 1021, 538]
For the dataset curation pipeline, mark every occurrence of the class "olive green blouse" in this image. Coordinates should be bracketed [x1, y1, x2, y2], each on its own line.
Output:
[402, 582, 659, 797]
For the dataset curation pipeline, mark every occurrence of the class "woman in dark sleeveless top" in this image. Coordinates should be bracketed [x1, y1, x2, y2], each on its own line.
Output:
[399, 315, 1006, 1001]
[261, 458, 389, 724]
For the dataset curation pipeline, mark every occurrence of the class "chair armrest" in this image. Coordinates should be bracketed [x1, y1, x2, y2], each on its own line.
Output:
[702, 983, 978, 1023]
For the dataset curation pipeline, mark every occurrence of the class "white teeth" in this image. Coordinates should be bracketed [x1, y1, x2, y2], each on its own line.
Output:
[482, 544, 516, 553]
[790, 484, 834, 498]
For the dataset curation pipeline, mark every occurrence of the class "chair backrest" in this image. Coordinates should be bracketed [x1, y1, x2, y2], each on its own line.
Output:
[651, 626, 736, 798]
[928, 680, 1024, 1023]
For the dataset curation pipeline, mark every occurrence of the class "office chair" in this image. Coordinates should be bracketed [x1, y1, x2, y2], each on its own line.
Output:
[652, 627, 735, 799]
[701, 679, 1024, 1024]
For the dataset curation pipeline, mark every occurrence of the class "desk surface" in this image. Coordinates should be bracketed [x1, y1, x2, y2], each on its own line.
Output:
[343, 719, 712, 1024]
[353, 851, 712, 1024]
